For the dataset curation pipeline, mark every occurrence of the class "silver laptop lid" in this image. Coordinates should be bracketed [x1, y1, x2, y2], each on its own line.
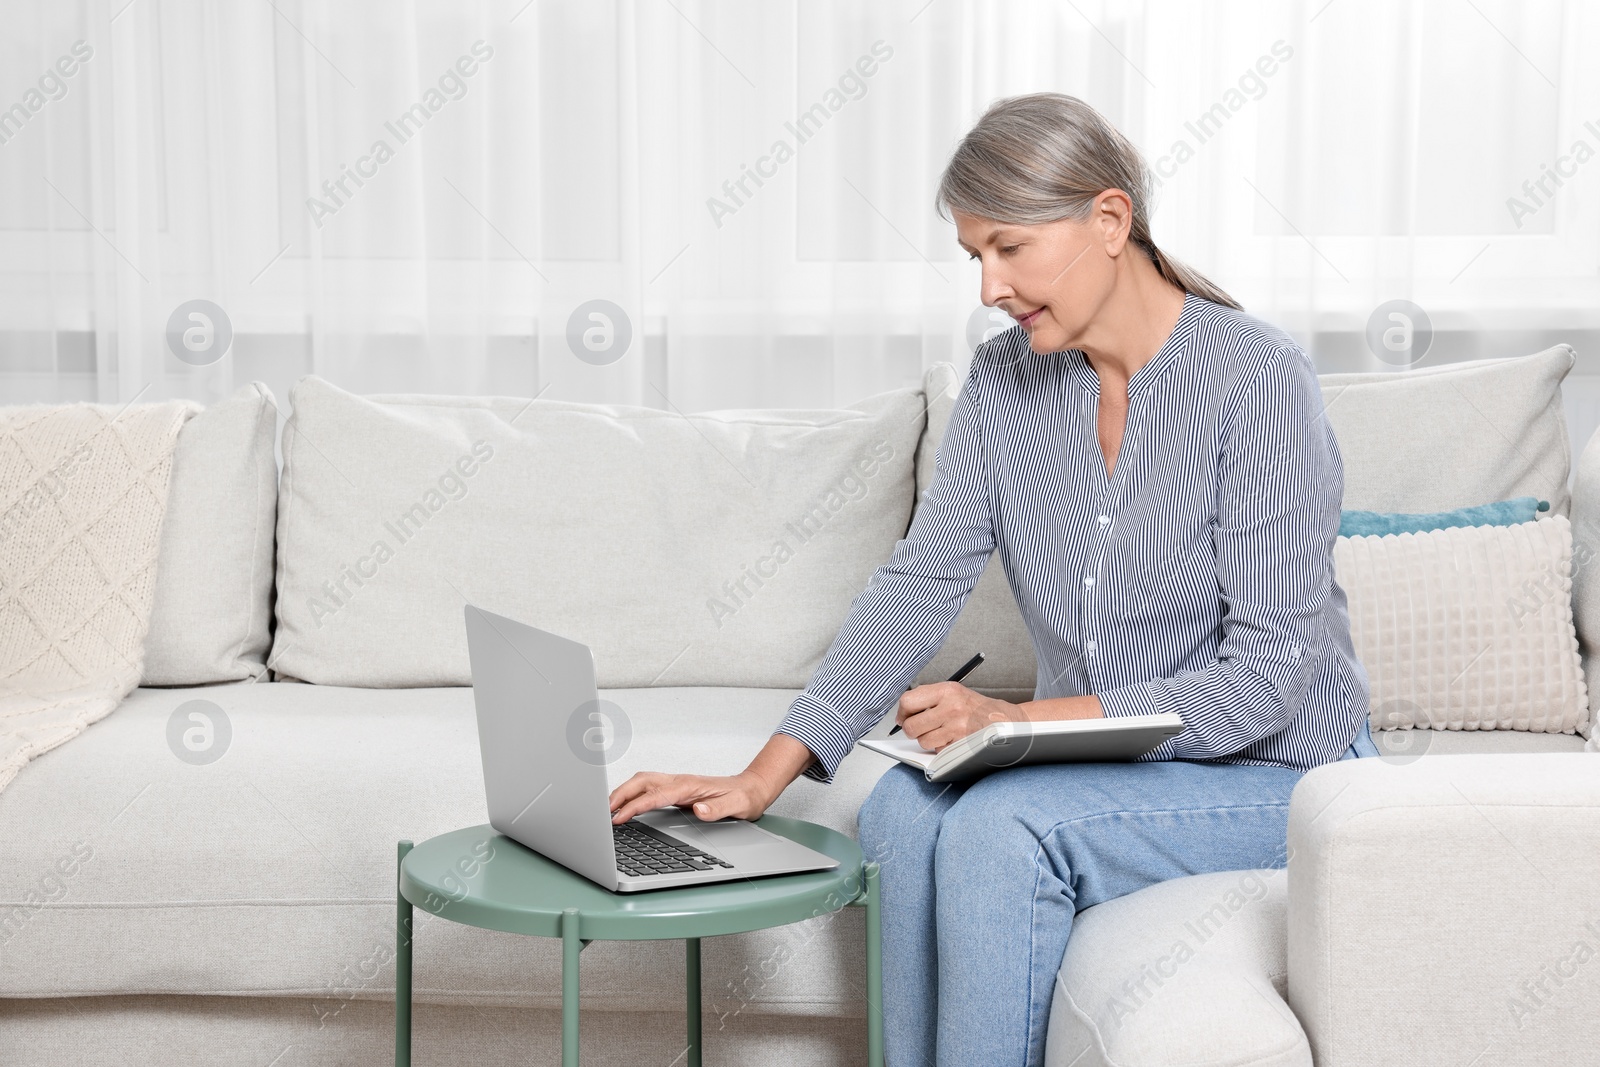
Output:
[463, 605, 618, 887]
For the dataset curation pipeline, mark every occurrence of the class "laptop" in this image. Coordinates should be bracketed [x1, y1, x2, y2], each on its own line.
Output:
[463, 605, 840, 893]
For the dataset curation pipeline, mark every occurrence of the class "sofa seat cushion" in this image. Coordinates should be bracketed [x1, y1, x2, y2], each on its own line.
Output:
[0, 682, 898, 1013]
[1045, 868, 1310, 1067]
[1371, 727, 1589, 760]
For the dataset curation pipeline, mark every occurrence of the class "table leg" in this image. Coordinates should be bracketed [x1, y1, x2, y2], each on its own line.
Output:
[561, 908, 581, 1067]
[395, 840, 414, 1067]
[865, 861, 883, 1067]
[685, 937, 702, 1067]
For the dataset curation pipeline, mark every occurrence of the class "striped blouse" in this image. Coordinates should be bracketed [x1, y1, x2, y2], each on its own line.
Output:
[776, 291, 1371, 785]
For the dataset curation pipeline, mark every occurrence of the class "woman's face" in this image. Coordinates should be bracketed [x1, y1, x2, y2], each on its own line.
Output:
[954, 197, 1123, 355]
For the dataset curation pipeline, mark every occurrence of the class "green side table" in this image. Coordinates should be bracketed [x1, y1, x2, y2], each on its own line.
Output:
[395, 817, 882, 1067]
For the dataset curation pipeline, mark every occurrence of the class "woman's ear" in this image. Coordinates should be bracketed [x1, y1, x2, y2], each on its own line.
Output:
[1092, 188, 1135, 256]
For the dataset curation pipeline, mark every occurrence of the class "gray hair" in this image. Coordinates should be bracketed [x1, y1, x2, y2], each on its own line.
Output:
[937, 92, 1242, 311]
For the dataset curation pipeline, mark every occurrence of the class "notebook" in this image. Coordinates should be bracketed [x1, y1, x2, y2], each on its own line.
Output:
[858, 712, 1185, 782]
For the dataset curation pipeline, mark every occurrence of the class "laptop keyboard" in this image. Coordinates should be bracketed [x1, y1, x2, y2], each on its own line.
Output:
[613, 821, 735, 878]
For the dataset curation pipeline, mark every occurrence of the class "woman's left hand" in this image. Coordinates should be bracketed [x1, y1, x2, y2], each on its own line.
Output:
[895, 682, 1022, 753]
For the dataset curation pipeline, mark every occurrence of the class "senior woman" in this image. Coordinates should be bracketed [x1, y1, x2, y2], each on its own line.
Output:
[609, 91, 1375, 1066]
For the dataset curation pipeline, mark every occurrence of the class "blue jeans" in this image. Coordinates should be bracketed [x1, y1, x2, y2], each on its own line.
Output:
[855, 720, 1375, 1066]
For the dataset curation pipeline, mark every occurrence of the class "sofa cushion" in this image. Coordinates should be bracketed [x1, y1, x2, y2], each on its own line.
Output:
[911, 347, 1578, 711]
[1045, 868, 1310, 1067]
[1370, 727, 1588, 759]
[911, 361, 1037, 699]
[1335, 517, 1589, 735]
[142, 383, 278, 685]
[1318, 345, 1574, 516]
[270, 375, 924, 688]
[0, 681, 897, 1010]
[1564, 419, 1600, 744]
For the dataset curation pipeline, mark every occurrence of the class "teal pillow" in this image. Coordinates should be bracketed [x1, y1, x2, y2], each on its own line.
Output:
[1338, 496, 1549, 537]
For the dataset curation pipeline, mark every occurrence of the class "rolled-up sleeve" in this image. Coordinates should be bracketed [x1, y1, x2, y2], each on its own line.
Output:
[1095, 344, 1341, 759]
[775, 363, 998, 784]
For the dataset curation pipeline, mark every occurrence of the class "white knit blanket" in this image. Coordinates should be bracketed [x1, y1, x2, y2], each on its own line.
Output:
[0, 398, 198, 793]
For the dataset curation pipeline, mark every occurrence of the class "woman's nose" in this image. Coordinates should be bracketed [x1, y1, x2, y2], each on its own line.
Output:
[980, 269, 1012, 310]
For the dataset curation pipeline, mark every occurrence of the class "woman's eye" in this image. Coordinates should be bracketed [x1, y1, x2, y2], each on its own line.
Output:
[1001, 245, 1020, 254]
[966, 252, 980, 261]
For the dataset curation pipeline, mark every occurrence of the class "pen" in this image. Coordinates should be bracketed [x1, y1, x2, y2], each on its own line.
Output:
[888, 651, 985, 736]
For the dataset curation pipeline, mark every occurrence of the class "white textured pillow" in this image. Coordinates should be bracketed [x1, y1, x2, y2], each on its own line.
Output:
[1335, 516, 1589, 735]
[271, 376, 924, 688]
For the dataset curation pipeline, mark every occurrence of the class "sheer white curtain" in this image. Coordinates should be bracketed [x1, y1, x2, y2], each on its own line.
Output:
[2, 0, 1595, 426]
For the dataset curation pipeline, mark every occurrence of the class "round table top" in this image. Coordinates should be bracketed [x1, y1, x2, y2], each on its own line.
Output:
[399, 815, 867, 941]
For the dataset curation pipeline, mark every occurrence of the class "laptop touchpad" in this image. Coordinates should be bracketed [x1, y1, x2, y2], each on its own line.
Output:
[661, 819, 789, 858]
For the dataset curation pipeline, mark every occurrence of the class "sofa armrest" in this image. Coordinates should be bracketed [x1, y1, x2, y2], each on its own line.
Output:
[1286, 754, 1600, 1067]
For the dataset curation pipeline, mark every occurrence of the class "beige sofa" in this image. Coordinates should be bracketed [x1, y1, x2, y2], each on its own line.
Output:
[1, 346, 1595, 1066]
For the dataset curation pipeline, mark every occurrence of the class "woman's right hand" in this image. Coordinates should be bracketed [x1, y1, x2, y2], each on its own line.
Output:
[608, 733, 818, 825]
[608, 770, 777, 825]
